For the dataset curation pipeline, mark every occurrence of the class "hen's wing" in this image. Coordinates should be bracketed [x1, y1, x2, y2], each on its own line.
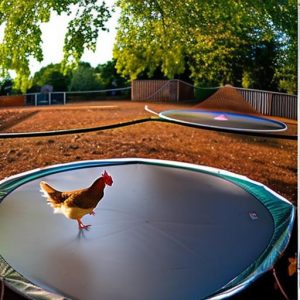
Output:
[40, 181, 65, 207]
[63, 188, 104, 209]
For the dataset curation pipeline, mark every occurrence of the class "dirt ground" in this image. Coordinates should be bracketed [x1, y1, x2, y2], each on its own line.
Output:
[0, 100, 297, 300]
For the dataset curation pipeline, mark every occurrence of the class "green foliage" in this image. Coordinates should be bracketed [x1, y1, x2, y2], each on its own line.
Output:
[95, 59, 129, 89]
[241, 40, 278, 91]
[0, 0, 111, 92]
[0, 77, 12, 95]
[28, 60, 129, 93]
[242, 71, 254, 89]
[114, 0, 297, 93]
[31, 63, 71, 92]
[0, 1, 296, 93]
[62, 1, 111, 70]
[69, 62, 101, 91]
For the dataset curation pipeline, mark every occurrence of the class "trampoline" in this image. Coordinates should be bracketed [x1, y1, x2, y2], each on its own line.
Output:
[0, 158, 294, 300]
[158, 109, 287, 133]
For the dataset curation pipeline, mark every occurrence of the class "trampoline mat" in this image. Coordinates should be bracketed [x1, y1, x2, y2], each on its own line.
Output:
[0, 161, 275, 300]
[159, 109, 287, 132]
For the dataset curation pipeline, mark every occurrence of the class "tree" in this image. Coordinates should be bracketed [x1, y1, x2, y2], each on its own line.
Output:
[241, 39, 278, 91]
[113, 0, 297, 93]
[69, 62, 101, 91]
[0, 77, 13, 95]
[95, 59, 129, 89]
[31, 63, 71, 92]
[245, 0, 297, 93]
[0, 0, 111, 92]
[0, 1, 297, 93]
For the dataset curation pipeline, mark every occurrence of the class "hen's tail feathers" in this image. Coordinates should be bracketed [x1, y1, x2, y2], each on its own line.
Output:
[40, 181, 63, 207]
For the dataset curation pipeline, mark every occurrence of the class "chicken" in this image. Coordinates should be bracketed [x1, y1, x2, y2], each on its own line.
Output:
[40, 170, 113, 230]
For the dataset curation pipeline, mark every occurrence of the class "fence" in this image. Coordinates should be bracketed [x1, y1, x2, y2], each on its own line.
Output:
[21, 84, 297, 120]
[131, 80, 194, 101]
[26, 92, 66, 106]
[0, 95, 25, 107]
[25, 87, 131, 105]
[131, 80, 297, 120]
[236, 87, 297, 120]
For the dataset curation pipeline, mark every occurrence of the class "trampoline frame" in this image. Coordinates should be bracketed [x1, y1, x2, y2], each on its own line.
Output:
[0, 158, 295, 300]
[159, 109, 288, 133]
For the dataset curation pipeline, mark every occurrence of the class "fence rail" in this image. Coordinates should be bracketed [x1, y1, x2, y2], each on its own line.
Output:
[26, 92, 66, 106]
[236, 87, 297, 120]
[131, 80, 194, 101]
[25, 87, 131, 105]
[20, 83, 297, 121]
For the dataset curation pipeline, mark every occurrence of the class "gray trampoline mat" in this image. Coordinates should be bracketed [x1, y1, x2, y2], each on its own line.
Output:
[159, 109, 287, 132]
[0, 163, 274, 300]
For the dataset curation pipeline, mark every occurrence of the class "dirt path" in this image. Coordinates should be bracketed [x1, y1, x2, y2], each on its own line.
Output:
[0, 100, 297, 300]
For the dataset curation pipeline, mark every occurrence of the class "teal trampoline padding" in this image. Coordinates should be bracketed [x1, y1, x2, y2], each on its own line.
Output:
[0, 159, 295, 300]
[207, 172, 295, 299]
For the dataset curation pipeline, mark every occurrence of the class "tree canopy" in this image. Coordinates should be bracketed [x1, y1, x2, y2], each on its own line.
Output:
[113, 0, 297, 93]
[0, 0, 297, 93]
[95, 59, 129, 89]
[30, 63, 71, 92]
[69, 62, 101, 91]
[0, 0, 110, 92]
[28, 60, 128, 93]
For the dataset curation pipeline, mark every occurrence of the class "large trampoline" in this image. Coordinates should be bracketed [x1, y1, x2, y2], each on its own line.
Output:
[0, 158, 294, 300]
[158, 109, 287, 133]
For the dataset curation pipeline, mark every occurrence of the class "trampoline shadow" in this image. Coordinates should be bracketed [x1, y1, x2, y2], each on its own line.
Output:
[0, 158, 295, 300]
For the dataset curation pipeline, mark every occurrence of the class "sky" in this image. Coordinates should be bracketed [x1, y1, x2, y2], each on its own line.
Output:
[27, 1, 119, 75]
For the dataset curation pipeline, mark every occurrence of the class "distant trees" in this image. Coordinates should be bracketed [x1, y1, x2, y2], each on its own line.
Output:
[0, 1, 296, 93]
[95, 59, 129, 89]
[0, 77, 13, 95]
[69, 62, 101, 91]
[0, 0, 111, 92]
[30, 63, 71, 92]
[28, 60, 129, 92]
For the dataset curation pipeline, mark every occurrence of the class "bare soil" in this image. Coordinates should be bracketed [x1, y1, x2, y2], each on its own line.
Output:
[0, 100, 297, 300]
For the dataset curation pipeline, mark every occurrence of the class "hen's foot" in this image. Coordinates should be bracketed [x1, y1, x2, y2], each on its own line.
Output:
[77, 219, 91, 230]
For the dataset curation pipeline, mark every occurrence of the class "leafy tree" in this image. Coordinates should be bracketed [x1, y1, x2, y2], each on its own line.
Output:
[69, 62, 101, 91]
[241, 40, 278, 91]
[31, 63, 71, 92]
[95, 59, 129, 88]
[0, 0, 111, 92]
[0, 1, 296, 93]
[113, 0, 297, 93]
[0, 77, 13, 95]
[247, 0, 297, 93]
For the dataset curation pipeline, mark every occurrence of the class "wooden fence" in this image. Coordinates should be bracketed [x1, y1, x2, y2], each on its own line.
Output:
[236, 87, 297, 120]
[131, 80, 194, 102]
[0, 95, 25, 107]
[132, 80, 297, 120]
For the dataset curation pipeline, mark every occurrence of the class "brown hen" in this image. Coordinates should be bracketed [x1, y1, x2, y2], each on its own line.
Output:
[40, 170, 113, 229]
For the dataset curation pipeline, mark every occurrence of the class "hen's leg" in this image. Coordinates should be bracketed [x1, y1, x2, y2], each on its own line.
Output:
[77, 219, 91, 230]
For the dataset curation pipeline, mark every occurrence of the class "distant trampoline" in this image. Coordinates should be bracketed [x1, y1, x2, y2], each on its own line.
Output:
[159, 109, 287, 133]
[0, 159, 294, 300]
